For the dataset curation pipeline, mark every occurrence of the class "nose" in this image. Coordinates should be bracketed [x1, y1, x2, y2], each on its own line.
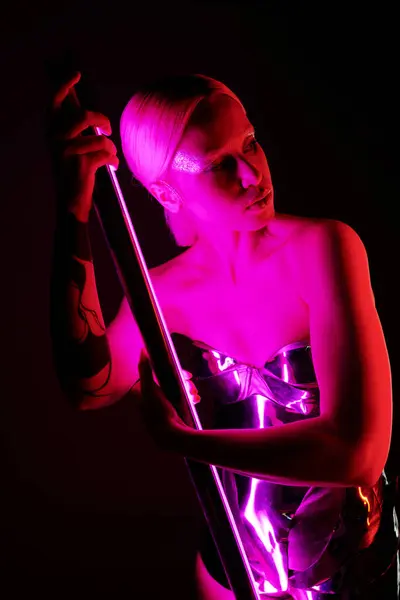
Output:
[237, 155, 262, 189]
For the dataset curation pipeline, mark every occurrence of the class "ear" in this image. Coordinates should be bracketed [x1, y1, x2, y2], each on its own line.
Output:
[149, 181, 182, 213]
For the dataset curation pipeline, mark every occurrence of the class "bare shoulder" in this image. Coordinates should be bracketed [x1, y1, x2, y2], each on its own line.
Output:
[147, 214, 367, 296]
[273, 213, 368, 300]
[274, 212, 362, 244]
[277, 213, 366, 264]
[282, 214, 371, 308]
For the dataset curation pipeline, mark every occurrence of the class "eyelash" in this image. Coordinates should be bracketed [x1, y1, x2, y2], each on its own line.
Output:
[245, 138, 258, 153]
[209, 138, 258, 171]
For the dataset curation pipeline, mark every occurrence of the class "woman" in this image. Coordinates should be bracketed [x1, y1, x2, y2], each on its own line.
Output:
[49, 72, 398, 599]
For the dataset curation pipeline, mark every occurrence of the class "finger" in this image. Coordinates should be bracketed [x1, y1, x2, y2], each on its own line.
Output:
[63, 111, 112, 139]
[61, 147, 119, 173]
[88, 150, 119, 171]
[182, 369, 193, 380]
[188, 390, 201, 404]
[52, 72, 81, 110]
[62, 135, 117, 157]
[184, 380, 198, 395]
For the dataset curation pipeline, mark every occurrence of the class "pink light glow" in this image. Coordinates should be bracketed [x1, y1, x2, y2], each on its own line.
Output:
[243, 478, 288, 593]
[242, 395, 289, 593]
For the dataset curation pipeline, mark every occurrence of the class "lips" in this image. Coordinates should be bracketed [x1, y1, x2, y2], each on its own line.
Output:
[246, 189, 271, 209]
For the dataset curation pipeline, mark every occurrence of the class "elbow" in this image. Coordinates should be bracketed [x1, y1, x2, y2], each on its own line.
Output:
[58, 375, 127, 410]
[348, 465, 382, 488]
[78, 392, 121, 410]
[345, 440, 385, 487]
[62, 388, 118, 411]
[78, 397, 99, 411]
[325, 416, 389, 487]
[63, 380, 140, 411]
[58, 385, 87, 410]
[347, 462, 381, 487]
[357, 470, 382, 488]
[63, 390, 95, 411]
[319, 419, 382, 487]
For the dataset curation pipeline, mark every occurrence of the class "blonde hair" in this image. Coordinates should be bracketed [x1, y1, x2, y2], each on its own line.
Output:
[120, 74, 243, 247]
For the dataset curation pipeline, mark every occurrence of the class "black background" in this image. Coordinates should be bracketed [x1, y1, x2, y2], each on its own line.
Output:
[0, 1, 398, 597]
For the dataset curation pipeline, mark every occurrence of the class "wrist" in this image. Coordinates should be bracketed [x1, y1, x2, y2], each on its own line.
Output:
[67, 205, 91, 224]
[171, 422, 199, 455]
[63, 211, 92, 261]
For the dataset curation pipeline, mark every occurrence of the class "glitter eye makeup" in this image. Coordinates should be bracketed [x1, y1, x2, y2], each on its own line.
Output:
[171, 151, 204, 174]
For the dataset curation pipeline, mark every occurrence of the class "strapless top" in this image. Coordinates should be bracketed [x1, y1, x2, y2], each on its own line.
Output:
[171, 332, 399, 596]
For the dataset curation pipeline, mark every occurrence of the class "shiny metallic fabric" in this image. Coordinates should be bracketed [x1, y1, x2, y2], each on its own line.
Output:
[172, 333, 399, 598]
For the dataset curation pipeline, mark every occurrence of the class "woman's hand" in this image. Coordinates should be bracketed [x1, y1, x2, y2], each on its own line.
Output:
[48, 72, 119, 222]
[138, 349, 200, 451]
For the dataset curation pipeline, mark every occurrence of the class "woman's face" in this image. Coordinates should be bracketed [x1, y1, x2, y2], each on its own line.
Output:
[166, 93, 274, 232]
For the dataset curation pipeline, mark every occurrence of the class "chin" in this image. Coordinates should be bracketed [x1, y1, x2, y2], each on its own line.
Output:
[245, 203, 275, 228]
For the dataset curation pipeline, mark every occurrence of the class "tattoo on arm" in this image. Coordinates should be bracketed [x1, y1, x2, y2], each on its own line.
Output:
[51, 212, 112, 398]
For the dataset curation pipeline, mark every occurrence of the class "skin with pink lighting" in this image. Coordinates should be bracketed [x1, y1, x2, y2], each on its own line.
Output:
[172, 150, 204, 174]
[136, 92, 395, 599]
[158, 95, 274, 243]
[48, 73, 397, 599]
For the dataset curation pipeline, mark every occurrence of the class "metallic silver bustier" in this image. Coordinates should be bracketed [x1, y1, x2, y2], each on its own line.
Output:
[172, 333, 399, 597]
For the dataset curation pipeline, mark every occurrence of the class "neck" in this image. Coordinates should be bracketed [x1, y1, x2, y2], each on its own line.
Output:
[192, 225, 272, 285]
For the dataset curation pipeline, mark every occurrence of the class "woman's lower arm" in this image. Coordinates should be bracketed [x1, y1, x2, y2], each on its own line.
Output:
[174, 415, 372, 487]
[50, 210, 113, 406]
